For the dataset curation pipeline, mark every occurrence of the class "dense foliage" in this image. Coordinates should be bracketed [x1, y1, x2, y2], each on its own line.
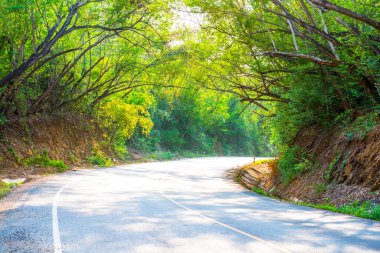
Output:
[128, 87, 271, 156]
[0, 1, 379, 162]
[182, 0, 379, 146]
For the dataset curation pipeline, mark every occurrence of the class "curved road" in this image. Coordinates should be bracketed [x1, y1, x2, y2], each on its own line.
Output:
[1, 157, 380, 253]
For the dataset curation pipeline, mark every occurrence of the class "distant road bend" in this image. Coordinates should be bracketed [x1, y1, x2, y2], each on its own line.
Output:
[1, 157, 379, 253]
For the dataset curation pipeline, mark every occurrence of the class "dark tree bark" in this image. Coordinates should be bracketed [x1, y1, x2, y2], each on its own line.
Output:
[309, 0, 380, 31]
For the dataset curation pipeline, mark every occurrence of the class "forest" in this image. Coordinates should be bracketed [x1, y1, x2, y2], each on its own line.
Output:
[0, 0, 379, 176]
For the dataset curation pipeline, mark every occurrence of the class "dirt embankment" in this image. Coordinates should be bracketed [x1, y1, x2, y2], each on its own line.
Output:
[0, 114, 111, 180]
[237, 126, 380, 206]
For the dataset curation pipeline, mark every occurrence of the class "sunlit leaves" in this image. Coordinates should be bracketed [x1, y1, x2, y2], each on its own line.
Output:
[98, 99, 153, 139]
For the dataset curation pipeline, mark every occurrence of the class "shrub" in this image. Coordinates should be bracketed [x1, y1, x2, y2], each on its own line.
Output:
[48, 160, 68, 173]
[25, 150, 68, 173]
[315, 183, 326, 194]
[0, 181, 12, 199]
[252, 158, 275, 165]
[0, 113, 7, 126]
[0, 178, 26, 198]
[344, 113, 378, 140]
[68, 153, 78, 163]
[324, 153, 349, 183]
[277, 146, 312, 184]
[157, 151, 173, 160]
[325, 155, 340, 182]
[7, 146, 23, 163]
[339, 201, 380, 220]
[87, 154, 113, 167]
[148, 151, 180, 160]
[252, 187, 273, 197]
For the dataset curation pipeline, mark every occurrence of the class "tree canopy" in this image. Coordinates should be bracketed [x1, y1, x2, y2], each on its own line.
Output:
[0, 0, 379, 156]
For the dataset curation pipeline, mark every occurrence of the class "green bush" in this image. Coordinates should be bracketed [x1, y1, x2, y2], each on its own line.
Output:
[315, 183, 326, 194]
[87, 154, 113, 167]
[278, 146, 312, 184]
[344, 113, 378, 140]
[113, 143, 129, 160]
[128, 90, 272, 157]
[148, 151, 179, 160]
[303, 201, 380, 221]
[0, 181, 12, 199]
[7, 146, 23, 163]
[0, 113, 7, 126]
[157, 151, 173, 160]
[0, 179, 26, 199]
[267, 73, 338, 149]
[49, 160, 68, 173]
[324, 153, 349, 183]
[339, 201, 380, 220]
[325, 155, 340, 182]
[25, 150, 68, 173]
[252, 187, 273, 197]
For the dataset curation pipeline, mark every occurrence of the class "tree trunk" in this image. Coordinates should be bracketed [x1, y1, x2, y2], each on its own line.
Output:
[309, 0, 380, 30]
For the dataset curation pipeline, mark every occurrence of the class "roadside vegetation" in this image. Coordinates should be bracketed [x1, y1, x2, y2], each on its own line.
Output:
[0, 1, 379, 212]
[0, 180, 24, 199]
[0, 0, 378, 160]
[251, 185, 380, 221]
[0, 181, 12, 199]
[87, 154, 113, 167]
[301, 201, 380, 221]
[24, 150, 68, 173]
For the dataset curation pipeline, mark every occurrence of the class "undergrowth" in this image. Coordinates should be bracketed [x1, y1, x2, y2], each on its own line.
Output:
[301, 201, 380, 221]
[344, 113, 378, 140]
[251, 158, 274, 165]
[145, 151, 206, 161]
[277, 146, 312, 184]
[315, 183, 326, 194]
[87, 153, 113, 167]
[25, 150, 68, 173]
[325, 155, 340, 182]
[0, 181, 12, 199]
[0, 180, 24, 199]
[251, 185, 380, 221]
[252, 187, 274, 197]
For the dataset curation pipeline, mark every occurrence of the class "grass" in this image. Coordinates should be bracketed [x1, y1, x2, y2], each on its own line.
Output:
[300, 201, 380, 221]
[0, 181, 12, 199]
[252, 187, 274, 197]
[87, 154, 113, 167]
[0, 180, 24, 199]
[344, 113, 377, 140]
[315, 183, 326, 194]
[25, 150, 68, 173]
[7, 146, 23, 163]
[251, 158, 275, 165]
[241, 158, 276, 172]
[277, 146, 312, 185]
[145, 151, 207, 161]
[251, 185, 380, 221]
[324, 153, 349, 183]
[325, 155, 340, 182]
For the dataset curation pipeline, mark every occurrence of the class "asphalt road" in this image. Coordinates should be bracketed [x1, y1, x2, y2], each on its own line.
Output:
[1, 157, 380, 253]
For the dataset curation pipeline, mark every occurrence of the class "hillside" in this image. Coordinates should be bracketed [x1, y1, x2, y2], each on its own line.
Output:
[236, 117, 380, 219]
[0, 115, 111, 180]
[277, 123, 380, 205]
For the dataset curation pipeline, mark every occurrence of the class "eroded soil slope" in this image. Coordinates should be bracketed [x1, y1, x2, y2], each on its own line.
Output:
[0, 114, 110, 179]
[238, 126, 380, 206]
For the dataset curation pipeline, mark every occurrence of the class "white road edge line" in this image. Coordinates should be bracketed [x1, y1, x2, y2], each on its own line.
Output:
[53, 180, 74, 253]
[160, 191, 293, 253]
